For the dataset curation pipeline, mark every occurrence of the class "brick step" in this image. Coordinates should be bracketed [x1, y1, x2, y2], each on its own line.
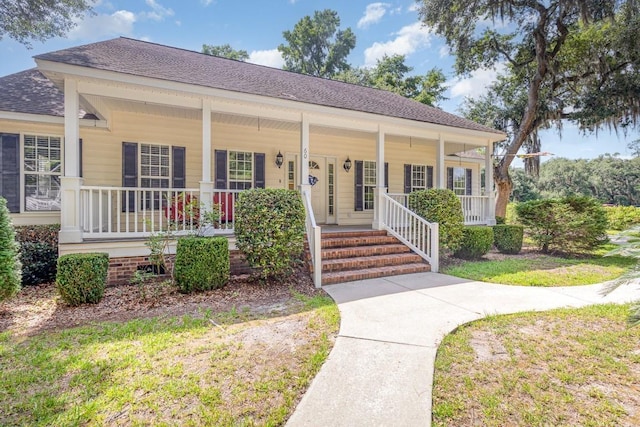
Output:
[322, 253, 425, 273]
[322, 243, 411, 260]
[322, 263, 431, 285]
[320, 230, 388, 239]
[321, 235, 399, 249]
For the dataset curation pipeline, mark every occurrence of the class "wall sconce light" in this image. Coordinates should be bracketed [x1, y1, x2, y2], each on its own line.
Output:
[343, 157, 352, 173]
[275, 151, 284, 168]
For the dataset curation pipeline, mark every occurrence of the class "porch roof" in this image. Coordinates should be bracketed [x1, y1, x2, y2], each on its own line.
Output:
[29, 37, 503, 136]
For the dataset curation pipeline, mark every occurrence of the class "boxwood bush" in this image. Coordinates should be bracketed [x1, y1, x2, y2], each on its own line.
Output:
[493, 224, 524, 254]
[0, 197, 21, 301]
[56, 253, 109, 306]
[174, 236, 229, 293]
[15, 224, 60, 285]
[454, 226, 494, 260]
[408, 189, 464, 252]
[516, 196, 608, 253]
[234, 188, 305, 279]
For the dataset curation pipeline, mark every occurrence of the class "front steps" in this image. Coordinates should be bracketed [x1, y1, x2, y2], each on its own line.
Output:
[318, 230, 431, 285]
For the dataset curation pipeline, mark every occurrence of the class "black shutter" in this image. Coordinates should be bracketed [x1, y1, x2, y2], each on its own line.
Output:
[354, 160, 363, 211]
[254, 152, 265, 189]
[215, 150, 227, 189]
[0, 133, 20, 213]
[122, 142, 138, 212]
[172, 146, 186, 188]
[427, 166, 434, 189]
[466, 168, 473, 195]
[447, 167, 454, 190]
[384, 162, 389, 190]
[78, 139, 83, 178]
[404, 164, 412, 193]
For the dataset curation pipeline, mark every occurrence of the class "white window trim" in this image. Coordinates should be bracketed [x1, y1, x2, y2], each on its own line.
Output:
[139, 142, 172, 189]
[20, 132, 64, 213]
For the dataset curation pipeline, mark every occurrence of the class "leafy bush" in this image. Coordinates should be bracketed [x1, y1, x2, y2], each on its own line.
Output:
[605, 205, 640, 231]
[516, 196, 608, 253]
[234, 188, 305, 279]
[14, 224, 60, 285]
[495, 216, 506, 225]
[493, 224, 524, 254]
[454, 226, 494, 260]
[505, 202, 519, 224]
[20, 242, 58, 285]
[0, 197, 21, 301]
[408, 189, 464, 252]
[56, 253, 109, 306]
[174, 236, 229, 293]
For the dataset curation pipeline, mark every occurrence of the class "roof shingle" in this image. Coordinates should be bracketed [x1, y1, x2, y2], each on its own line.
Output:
[0, 69, 64, 117]
[32, 37, 502, 135]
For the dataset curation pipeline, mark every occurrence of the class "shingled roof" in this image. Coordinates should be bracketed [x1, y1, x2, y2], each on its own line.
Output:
[0, 69, 64, 117]
[8, 37, 500, 135]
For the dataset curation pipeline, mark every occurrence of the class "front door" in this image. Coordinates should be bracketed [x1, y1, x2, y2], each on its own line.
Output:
[287, 155, 336, 224]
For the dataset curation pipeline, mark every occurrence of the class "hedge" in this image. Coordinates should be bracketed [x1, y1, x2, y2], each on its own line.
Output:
[454, 226, 494, 260]
[15, 224, 60, 285]
[493, 224, 524, 254]
[56, 253, 109, 306]
[174, 236, 229, 293]
[408, 189, 464, 252]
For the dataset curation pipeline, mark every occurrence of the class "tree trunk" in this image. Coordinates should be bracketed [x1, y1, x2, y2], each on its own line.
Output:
[494, 163, 513, 218]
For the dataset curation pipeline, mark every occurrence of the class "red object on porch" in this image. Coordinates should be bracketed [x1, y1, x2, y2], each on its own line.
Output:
[214, 192, 234, 222]
[164, 193, 199, 223]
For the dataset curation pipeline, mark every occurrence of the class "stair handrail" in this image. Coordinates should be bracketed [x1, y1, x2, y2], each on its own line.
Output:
[301, 189, 322, 288]
[380, 193, 439, 272]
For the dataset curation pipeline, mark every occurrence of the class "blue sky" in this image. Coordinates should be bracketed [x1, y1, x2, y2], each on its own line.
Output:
[1, 0, 636, 161]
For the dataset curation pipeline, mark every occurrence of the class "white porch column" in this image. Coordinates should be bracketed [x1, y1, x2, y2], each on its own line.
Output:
[200, 99, 214, 214]
[373, 126, 386, 230]
[436, 135, 445, 189]
[299, 114, 311, 193]
[59, 78, 83, 244]
[485, 140, 496, 225]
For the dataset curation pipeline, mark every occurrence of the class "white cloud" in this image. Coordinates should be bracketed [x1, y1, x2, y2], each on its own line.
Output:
[448, 64, 506, 99]
[357, 3, 390, 29]
[142, 0, 174, 21]
[363, 22, 432, 66]
[201, 0, 215, 5]
[248, 49, 284, 69]
[67, 10, 136, 39]
[407, 3, 420, 12]
[438, 45, 449, 58]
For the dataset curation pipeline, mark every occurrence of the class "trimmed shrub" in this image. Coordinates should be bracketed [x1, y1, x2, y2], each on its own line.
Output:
[174, 236, 229, 293]
[408, 189, 464, 252]
[516, 196, 608, 253]
[20, 242, 58, 285]
[605, 205, 640, 231]
[15, 224, 60, 285]
[495, 216, 506, 225]
[56, 253, 109, 306]
[454, 226, 494, 260]
[0, 197, 21, 301]
[493, 224, 524, 254]
[234, 188, 305, 279]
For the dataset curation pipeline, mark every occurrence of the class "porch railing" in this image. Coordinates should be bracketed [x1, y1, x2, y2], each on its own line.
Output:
[388, 193, 491, 225]
[79, 186, 241, 238]
[381, 193, 439, 272]
[301, 189, 322, 288]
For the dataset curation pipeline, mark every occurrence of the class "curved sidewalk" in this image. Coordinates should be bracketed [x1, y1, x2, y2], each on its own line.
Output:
[286, 272, 639, 426]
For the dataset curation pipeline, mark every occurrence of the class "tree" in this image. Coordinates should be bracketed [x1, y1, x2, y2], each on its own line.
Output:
[628, 139, 640, 157]
[278, 9, 356, 78]
[202, 44, 249, 61]
[419, 0, 640, 217]
[335, 54, 448, 107]
[0, 197, 21, 302]
[0, 0, 94, 48]
[510, 168, 540, 203]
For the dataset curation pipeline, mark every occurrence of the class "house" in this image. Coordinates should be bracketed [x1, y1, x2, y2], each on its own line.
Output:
[0, 37, 505, 286]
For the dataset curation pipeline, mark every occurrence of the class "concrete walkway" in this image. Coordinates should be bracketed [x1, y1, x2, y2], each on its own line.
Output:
[286, 272, 639, 426]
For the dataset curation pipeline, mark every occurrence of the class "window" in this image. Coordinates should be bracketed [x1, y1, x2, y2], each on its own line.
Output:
[23, 135, 62, 211]
[328, 163, 335, 216]
[452, 167, 466, 195]
[229, 151, 253, 190]
[363, 161, 376, 210]
[287, 160, 296, 190]
[140, 144, 170, 189]
[412, 165, 426, 190]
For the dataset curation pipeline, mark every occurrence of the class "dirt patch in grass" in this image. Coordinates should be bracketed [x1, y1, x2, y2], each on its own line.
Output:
[433, 304, 640, 427]
[0, 264, 323, 338]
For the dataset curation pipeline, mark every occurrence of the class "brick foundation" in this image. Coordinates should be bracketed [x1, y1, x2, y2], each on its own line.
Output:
[107, 251, 253, 285]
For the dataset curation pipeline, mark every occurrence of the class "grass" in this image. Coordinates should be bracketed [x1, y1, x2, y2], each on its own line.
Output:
[442, 245, 637, 287]
[432, 304, 640, 427]
[0, 294, 338, 426]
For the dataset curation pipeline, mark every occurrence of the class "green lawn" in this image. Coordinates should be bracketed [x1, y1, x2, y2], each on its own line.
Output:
[0, 295, 338, 426]
[442, 249, 636, 287]
[432, 304, 640, 427]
